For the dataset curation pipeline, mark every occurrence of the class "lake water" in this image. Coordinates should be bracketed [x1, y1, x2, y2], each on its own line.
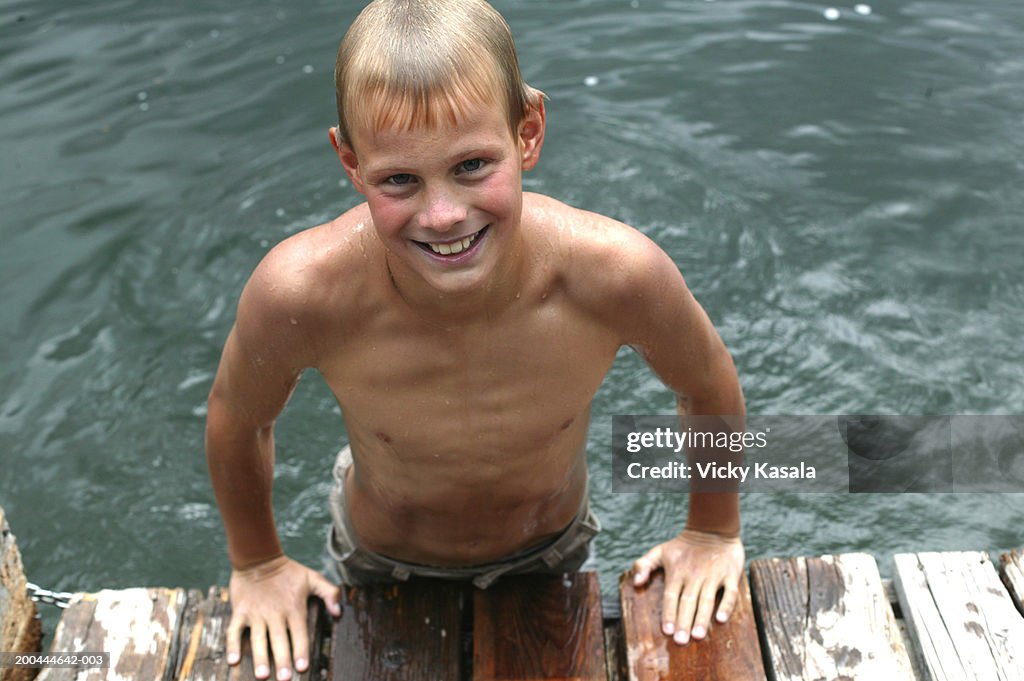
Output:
[2, 0, 1023, 630]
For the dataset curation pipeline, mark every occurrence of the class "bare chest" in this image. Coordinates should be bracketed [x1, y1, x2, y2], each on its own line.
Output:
[319, 301, 620, 458]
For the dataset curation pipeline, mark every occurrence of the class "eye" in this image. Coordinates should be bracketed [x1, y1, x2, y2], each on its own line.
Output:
[458, 158, 486, 174]
[386, 173, 415, 186]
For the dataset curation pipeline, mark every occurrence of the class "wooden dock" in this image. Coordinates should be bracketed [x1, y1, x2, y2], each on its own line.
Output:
[4, 508, 1024, 680]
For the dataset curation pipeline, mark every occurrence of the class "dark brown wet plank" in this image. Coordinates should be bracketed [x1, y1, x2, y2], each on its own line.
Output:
[894, 551, 1024, 681]
[620, 569, 765, 681]
[36, 587, 188, 681]
[473, 572, 607, 681]
[751, 553, 913, 681]
[330, 579, 465, 681]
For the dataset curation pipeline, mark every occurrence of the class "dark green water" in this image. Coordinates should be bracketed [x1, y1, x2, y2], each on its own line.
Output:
[2, 0, 1023, 627]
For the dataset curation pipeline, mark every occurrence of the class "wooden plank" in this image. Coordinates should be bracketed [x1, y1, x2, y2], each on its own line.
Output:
[473, 572, 607, 681]
[1, 506, 41, 681]
[174, 586, 255, 681]
[620, 569, 765, 681]
[173, 587, 328, 681]
[604, 620, 629, 681]
[330, 579, 465, 680]
[894, 551, 1024, 680]
[750, 553, 913, 680]
[36, 587, 187, 681]
[999, 548, 1024, 616]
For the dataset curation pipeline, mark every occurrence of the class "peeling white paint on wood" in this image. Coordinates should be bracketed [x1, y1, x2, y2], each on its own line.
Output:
[894, 551, 1024, 681]
[752, 553, 915, 680]
[38, 587, 186, 681]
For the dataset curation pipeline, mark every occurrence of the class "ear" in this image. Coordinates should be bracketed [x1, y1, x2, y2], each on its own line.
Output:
[518, 98, 546, 171]
[329, 127, 366, 194]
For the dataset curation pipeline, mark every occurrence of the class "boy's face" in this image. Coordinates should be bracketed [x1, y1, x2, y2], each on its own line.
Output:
[331, 97, 545, 296]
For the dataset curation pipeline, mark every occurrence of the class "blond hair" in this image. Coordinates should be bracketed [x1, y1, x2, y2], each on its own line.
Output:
[334, 0, 541, 146]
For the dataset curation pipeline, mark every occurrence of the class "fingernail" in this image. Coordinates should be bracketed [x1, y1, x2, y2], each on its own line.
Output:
[716, 610, 728, 623]
[227, 652, 240, 665]
[277, 666, 291, 680]
[692, 625, 706, 639]
[674, 630, 689, 645]
[662, 622, 674, 635]
[295, 657, 308, 671]
[254, 664, 269, 678]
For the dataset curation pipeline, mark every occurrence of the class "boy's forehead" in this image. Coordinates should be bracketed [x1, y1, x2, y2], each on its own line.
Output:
[346, 97, 514, 154]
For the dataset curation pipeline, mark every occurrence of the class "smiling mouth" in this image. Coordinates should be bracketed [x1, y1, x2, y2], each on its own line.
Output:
[414, 226, 488, 256]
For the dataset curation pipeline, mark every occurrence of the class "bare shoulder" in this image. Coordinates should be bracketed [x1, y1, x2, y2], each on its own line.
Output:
[523, 193, 687, 318]
[233, 203, 377, 361]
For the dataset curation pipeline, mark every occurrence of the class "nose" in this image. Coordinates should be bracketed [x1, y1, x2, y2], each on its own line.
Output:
[417, 185, 467, 234]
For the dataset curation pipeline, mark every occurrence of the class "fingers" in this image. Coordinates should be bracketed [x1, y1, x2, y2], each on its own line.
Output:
[715, 582, 739, 624]
[310, 572, 342, 618]
[287, 611, 310, 675]
[671, 580, 702, 645]
[249, 621, 271, 680]
[226, 614, 244, 666]
[633, 545, 663, 587]
[689, 582, 720, 641]
[268, 620, 294, 681]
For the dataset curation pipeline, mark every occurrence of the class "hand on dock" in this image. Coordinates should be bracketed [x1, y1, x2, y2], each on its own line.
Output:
[631, 529, 744, 646]
[226, 555, 342, 680]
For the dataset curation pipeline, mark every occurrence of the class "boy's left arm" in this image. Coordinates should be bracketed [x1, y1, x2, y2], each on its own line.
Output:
[608, 230, 746, 646]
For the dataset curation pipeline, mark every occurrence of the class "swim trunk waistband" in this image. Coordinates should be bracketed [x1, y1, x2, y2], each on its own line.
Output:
[326, 445, 600, 589]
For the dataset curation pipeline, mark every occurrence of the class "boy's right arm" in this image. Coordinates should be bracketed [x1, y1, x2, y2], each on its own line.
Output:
[205, 251, 341, 680]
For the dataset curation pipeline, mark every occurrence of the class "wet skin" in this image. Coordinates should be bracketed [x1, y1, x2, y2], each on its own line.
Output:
[206, 98, 745, 680]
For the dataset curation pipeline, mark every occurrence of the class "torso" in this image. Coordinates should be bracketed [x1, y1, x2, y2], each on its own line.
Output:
[296, 195, 627, 565]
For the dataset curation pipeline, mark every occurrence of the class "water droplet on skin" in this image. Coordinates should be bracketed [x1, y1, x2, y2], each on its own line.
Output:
[824, 7, 840, 20]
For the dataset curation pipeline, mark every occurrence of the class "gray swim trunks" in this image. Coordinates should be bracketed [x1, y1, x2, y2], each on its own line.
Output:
[326, 445, 601, 589]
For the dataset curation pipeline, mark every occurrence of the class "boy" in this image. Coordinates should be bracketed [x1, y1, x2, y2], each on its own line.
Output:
[206, 1, 745, 679]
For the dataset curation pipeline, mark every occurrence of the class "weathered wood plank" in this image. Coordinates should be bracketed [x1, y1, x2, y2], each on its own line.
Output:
[36, 587, 187, 681]
[173, 586, 327, 681]
[999, 548, 1024, 617]
[1, 506, 41, 681]
[330, 579, 464, 681]
[620, 570, 765, 681]
[174, 586, 252, 681]
[750, 553, 913, 680]
[473, 572, 607, 681]
[894, 551, 1024, 680]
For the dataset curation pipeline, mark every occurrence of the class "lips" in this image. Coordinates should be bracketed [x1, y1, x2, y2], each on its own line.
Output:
[414, 226, 489, 258]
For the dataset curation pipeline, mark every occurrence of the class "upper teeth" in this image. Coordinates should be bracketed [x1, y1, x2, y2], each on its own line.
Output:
[429, 231, 479, 255]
